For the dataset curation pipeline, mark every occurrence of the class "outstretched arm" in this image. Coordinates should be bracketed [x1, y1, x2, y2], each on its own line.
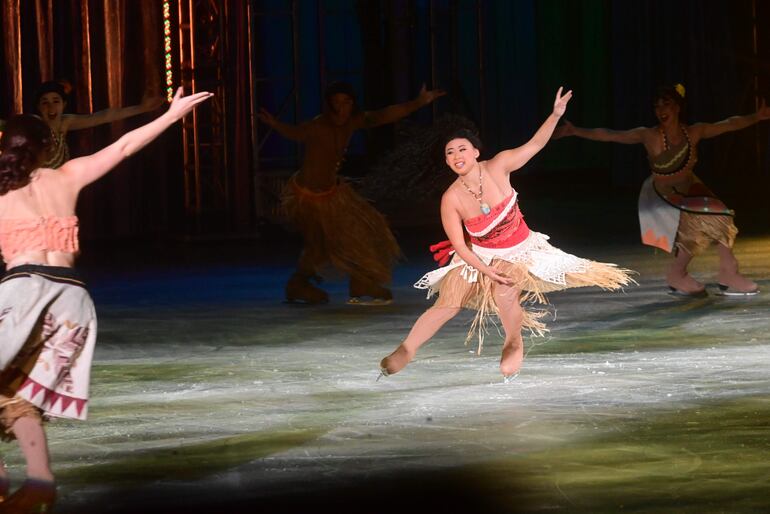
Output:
[257, 108, 310, 141]
[553, 119, 648, 144]
[440, 192, 513, 285]
[360, 85, 445, 128]
[64, 93, 165, 131]
[59, 88, 212, 189]
[486, 87, 572, 174]
[691, 99, 770, 140]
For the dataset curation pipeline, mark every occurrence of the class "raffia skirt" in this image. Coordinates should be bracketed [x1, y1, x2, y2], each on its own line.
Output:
[415, 232, 635, 353]
[0, 265, 96, 440]
[282, 175, 401, 283]
[676, 212, 737, 256]
[638, 175, 738, 255]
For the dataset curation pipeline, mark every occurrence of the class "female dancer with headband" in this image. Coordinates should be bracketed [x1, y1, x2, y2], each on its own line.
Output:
[554, 84, 769, 296]
[380, 88, 634, 379]
[33, 80, 164, 169]
[0, 88, 211, 512]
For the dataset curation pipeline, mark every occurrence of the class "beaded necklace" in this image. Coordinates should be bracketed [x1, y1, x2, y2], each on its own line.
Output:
[652, 125, 694, 176]
[459, 163, 491, 215]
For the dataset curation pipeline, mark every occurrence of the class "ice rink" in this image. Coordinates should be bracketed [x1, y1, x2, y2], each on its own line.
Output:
[9, 234, 768, 513]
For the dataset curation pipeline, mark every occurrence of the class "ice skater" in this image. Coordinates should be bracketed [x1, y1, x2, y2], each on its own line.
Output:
[554, 84, 769, 296]
[32, 80, 164, 169]
[379, 88, 634, 379]
[259, 82, 445, 305]
[0, 88, 211, 512]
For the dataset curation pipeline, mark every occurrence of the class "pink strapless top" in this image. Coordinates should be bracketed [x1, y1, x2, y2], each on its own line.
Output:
[463, 192, 529, 249]
[0, 216, 80, 262]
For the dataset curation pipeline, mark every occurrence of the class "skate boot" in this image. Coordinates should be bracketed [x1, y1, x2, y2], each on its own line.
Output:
[348, 281, 393, 305]
[0, 479, 56, 513]
[285, 273, 329, 304]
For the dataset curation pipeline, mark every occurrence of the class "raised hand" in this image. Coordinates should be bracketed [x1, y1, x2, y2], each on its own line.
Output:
[417, 84, 447, 106]
[553, 87, 573, 118]
[552, 119, 575, 140]
[756, 98, 770, 121]
[166, 88, 213, 122]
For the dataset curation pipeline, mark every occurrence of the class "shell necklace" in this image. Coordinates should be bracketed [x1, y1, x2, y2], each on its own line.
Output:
[459, 163, 491, 215]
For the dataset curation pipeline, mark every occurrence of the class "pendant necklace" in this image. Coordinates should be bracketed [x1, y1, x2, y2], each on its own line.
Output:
[459, 163, 491, 215]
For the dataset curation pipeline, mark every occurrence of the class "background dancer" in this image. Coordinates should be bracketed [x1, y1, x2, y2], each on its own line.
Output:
[33, 80, 164, 169]
[0, 88, 211, 512]
[380, 88, 634, 379]
[259, 82, 445, 305]
[554, 84, 769, 296]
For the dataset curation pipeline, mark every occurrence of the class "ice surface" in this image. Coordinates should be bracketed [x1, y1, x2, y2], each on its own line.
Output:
[9, 237, 768, 513]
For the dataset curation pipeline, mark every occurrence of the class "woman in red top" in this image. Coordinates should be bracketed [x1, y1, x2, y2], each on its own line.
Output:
[380, 88, 633, 379]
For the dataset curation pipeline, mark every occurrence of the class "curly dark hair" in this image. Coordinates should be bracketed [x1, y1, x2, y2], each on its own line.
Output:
[441, 127, 483, 155]
[0, 115, 51, 195]
[363, 114, 480, 201]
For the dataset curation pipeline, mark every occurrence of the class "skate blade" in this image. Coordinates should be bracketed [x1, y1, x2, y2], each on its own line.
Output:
[347, 297, 393, 306]
[503, 373, 519, 384]
[667, 286, 708, 298]
[716, 284, 760, 297]
[284, 297, 330, 305]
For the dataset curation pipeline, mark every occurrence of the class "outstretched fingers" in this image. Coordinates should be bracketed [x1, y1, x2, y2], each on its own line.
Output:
[559, 89, 573, 103]
[188, 91, 214, 106]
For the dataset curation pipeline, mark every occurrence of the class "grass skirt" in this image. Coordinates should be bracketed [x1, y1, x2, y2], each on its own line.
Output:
[282, 176, 401, 284]
[676, 212, 737, 255]
[415, 232, 635, 353]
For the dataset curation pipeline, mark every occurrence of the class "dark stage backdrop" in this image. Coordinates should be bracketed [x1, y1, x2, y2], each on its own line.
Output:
[2, 0, 769, 238]
[257, 0, 770, 230]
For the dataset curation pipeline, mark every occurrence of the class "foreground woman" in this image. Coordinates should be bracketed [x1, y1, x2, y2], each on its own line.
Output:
[380, 88, 634, 379]
[0, 88, 211, 512]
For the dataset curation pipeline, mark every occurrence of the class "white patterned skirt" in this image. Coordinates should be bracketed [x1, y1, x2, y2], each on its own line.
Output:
[0, 265, 96, 422]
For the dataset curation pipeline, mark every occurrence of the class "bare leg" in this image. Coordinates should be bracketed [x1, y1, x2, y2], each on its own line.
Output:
[380, 306, 461, 374]
[12, 416, 54, 482]
[494, 284, 524, 377]
[716, 243, 758, 292]
[666, 247, 705, 294]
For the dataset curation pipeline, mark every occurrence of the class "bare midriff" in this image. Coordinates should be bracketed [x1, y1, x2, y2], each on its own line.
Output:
[6, 250, 76, 268]
[295, 117, 358, 192]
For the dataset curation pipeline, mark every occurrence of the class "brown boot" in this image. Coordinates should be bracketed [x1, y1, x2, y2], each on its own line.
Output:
[349, 276, 392, 305]
[380, 344, 415, 376]
[285, 273, 329, 304]
[0, 479, 56, 513]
